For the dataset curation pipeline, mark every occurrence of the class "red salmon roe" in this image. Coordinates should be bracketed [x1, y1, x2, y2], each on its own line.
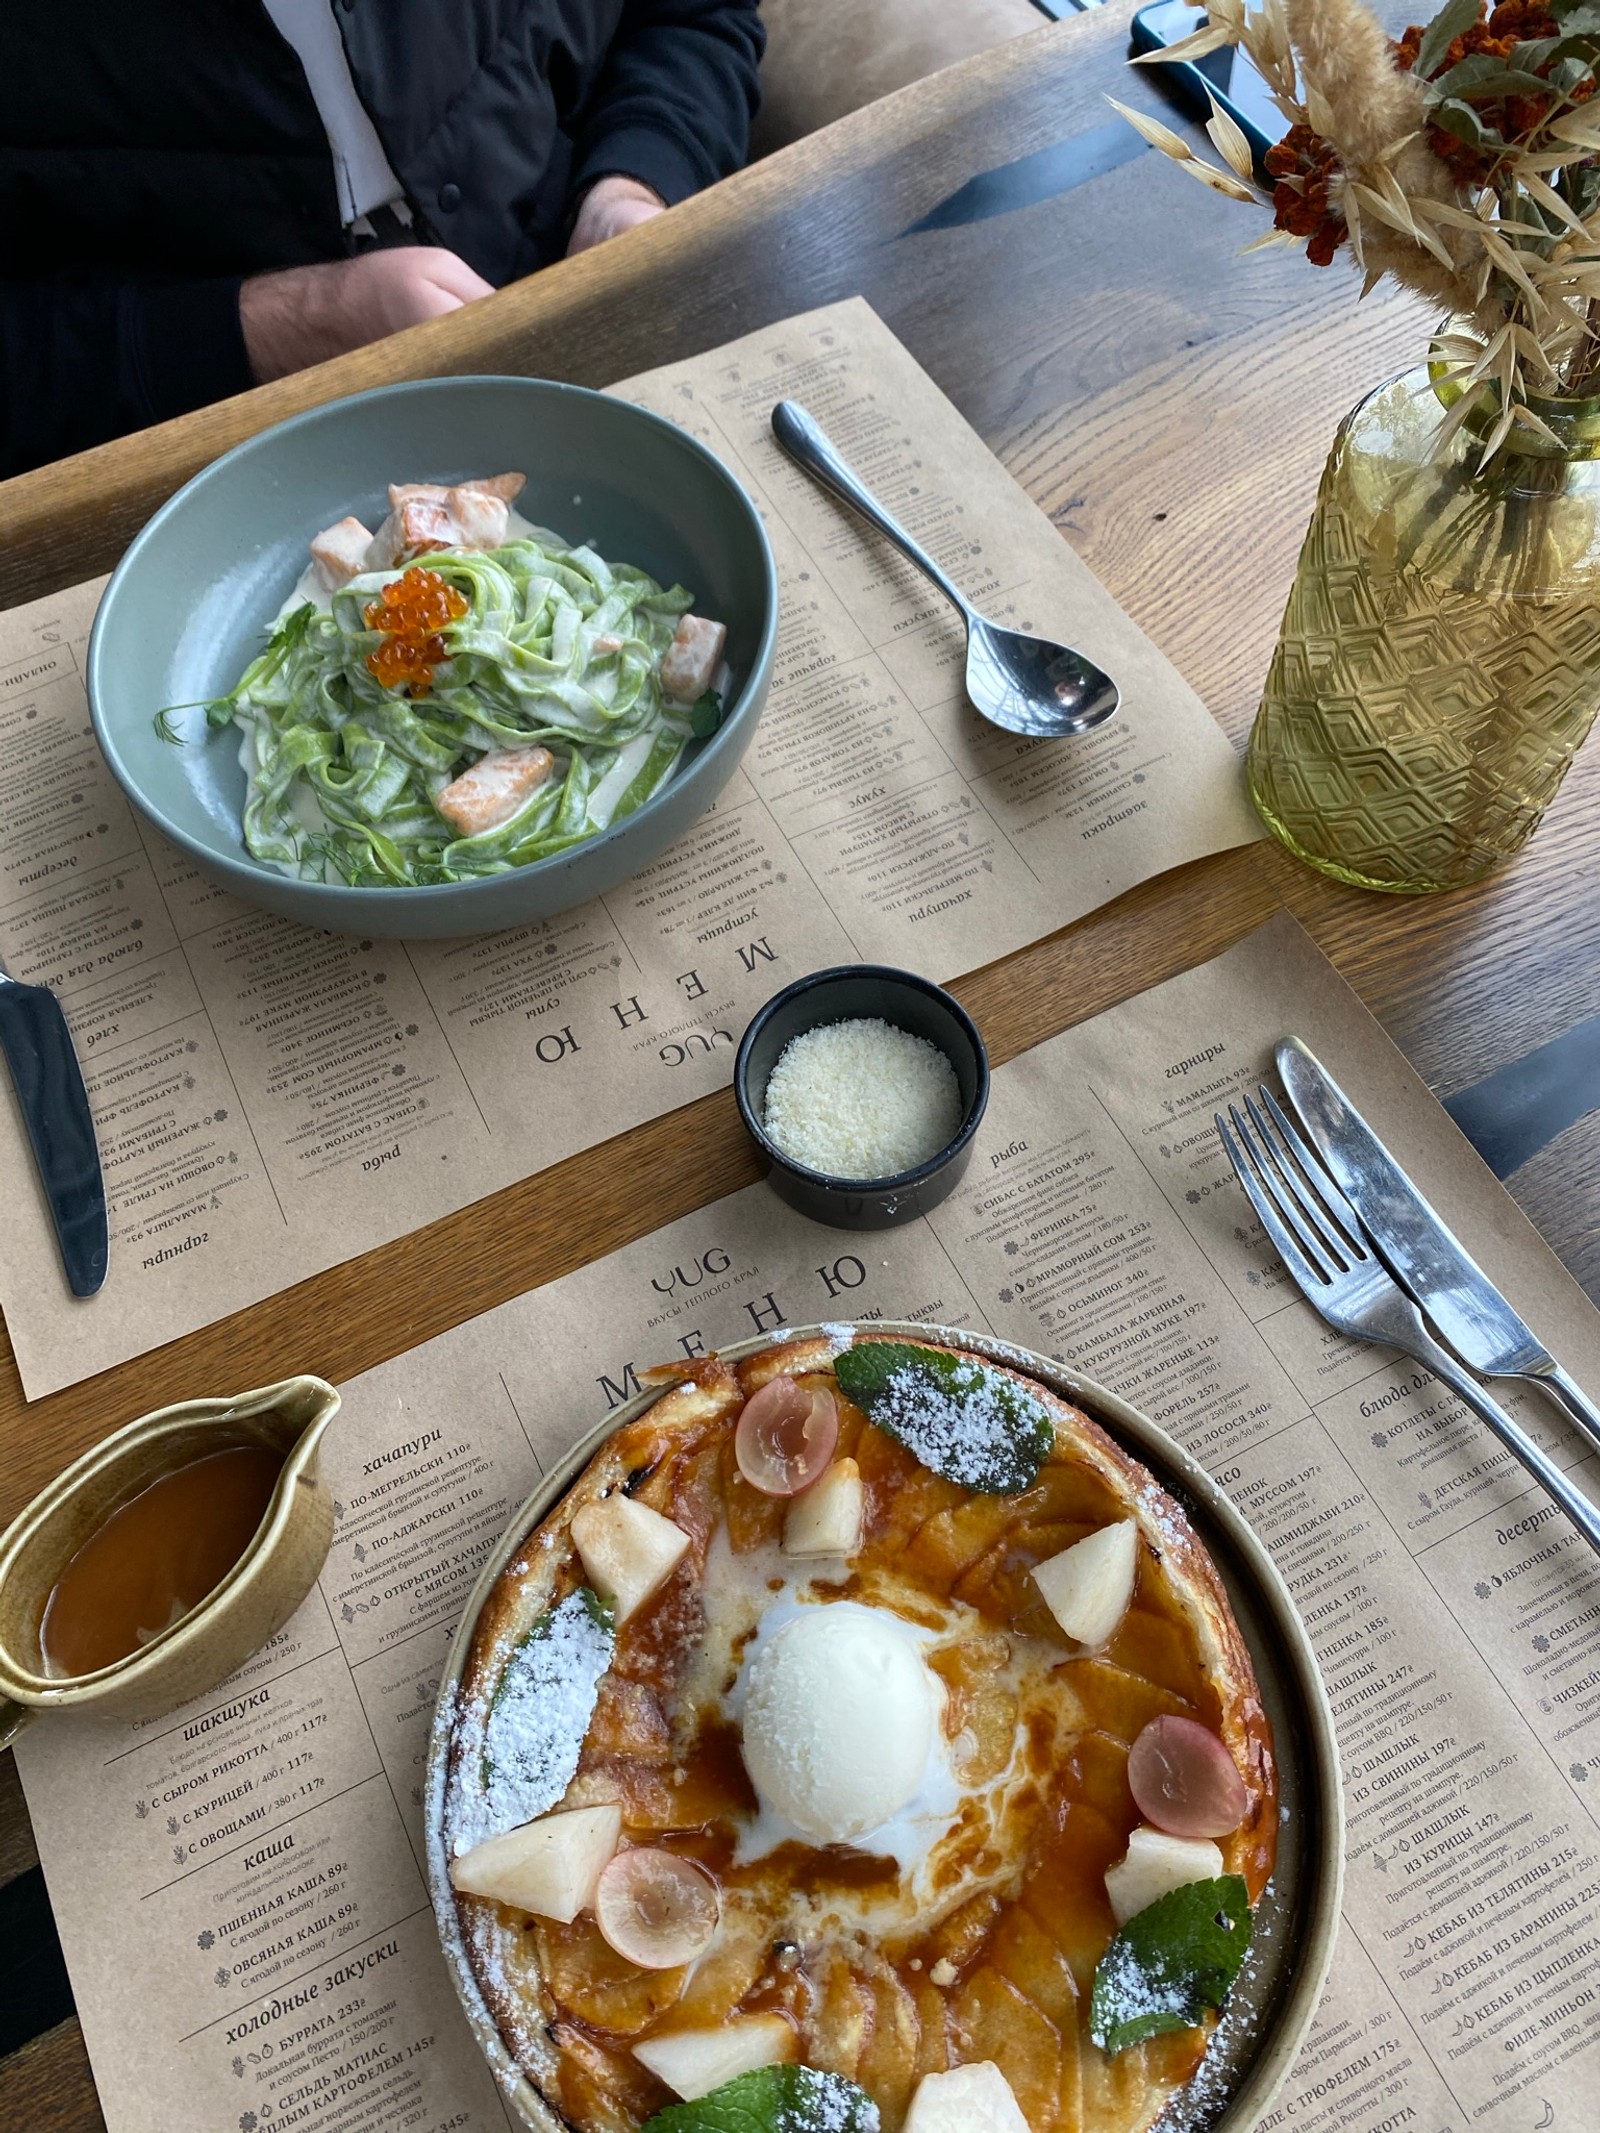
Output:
[364, 565, 469, 695]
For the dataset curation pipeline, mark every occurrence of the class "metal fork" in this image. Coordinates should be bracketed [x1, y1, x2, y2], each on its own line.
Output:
[1217, 1087, 1600, 1563]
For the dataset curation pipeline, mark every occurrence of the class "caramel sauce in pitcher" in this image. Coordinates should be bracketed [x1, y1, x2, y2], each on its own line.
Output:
[39, 1445, 284, 1676]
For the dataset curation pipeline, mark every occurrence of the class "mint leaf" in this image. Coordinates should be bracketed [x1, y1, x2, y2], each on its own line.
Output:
[479, 1587, 614, 1820]
[834, 1340, 1054, 1493]
[1090, 1876, 1252, 2054]
[642, 2064, 879, 2133]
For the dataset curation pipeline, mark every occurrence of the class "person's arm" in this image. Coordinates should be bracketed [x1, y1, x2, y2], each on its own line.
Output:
[238, 252, 494, 382]
[568, 0, 765, 222]
[0, 276, 253, 480]
[0, 252, 496, 479]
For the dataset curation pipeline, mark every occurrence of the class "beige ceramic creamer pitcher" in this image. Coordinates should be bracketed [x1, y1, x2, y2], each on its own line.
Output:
[0, 1375, 339, 1743]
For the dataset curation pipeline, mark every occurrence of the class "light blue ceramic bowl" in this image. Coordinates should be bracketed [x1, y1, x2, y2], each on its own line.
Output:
[87, 376, 778, 938]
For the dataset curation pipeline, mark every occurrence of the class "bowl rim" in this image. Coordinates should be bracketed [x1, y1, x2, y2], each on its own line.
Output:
[85, 372, 780, 906]
[423, 1319, 1344, 2133]
[733, 964, 992, 1191]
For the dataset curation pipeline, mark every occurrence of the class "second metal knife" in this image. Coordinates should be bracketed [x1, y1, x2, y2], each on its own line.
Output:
[0, 959, 108, 1297]
[1277, 1035, 1600, 1459]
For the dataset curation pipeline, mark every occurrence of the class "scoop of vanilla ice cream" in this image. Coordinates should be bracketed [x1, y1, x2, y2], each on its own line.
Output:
[740, 1601, 941, 1846]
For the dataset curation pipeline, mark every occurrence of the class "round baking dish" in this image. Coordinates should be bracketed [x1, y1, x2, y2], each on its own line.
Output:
[425, 1321, 1343, 2133]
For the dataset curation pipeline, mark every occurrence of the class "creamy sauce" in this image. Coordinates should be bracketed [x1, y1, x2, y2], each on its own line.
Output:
[39, 1445, 284, 1677]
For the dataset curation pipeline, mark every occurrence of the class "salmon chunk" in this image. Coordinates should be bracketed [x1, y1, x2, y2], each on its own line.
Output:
[396, 495, 460, 558]
[442, 485, 511, 550]
[366, 475, 520, 567]
[435, 746, 555, 838]
[309, 516, 375, 590]
[389, 472, 525, 506]
[659, 614, 727, 703]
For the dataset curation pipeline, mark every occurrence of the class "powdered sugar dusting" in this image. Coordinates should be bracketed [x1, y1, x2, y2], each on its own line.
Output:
[449, 1589, 613, 1850]
[1091, 1931, 1181, 2034]
[871, 1357, 1052, 1492]
[794, 2065, 881, 2131]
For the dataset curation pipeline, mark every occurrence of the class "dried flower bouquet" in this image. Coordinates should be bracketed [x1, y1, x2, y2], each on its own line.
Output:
[1111, 0, 1600, 454]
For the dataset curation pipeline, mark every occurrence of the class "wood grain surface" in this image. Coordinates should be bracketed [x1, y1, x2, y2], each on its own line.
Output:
[0, 2027, 103, 2133]
[1, 10, 1596, 2128]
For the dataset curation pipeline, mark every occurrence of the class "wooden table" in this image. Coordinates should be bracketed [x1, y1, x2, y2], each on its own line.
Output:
[2, 7, 1597, 2124]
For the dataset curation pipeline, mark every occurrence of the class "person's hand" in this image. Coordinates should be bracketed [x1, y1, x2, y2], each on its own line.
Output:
[239, 249, 495, 383]
[567, 176, 666, 257]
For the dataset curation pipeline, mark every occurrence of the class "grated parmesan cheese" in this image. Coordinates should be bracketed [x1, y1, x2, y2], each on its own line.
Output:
[762, 1017, 962, 1180]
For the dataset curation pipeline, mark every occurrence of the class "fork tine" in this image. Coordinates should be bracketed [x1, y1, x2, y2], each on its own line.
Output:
[1258, 1085, 1368, 1252]
[1230, 1100, 1343, 1281]
[1243, 1089, 1357, 1269]
[1216, 1108, 1332, 1295]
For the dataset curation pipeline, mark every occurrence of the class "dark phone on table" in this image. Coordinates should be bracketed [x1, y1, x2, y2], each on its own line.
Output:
[1130, 1, 1283, 172]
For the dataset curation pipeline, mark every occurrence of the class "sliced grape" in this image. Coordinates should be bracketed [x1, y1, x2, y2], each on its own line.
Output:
[594, 1848, 721, 1969]
[1127, 1714, 1250, 1838]
[734, 1377, 839, 1496]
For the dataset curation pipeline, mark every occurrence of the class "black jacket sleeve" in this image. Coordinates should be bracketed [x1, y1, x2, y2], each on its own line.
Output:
[0, 276, 255, 481]
[569, 0, 765, 211]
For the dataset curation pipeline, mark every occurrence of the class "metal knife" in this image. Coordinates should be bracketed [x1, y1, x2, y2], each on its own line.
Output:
[0, 958, 108, 1297]
[1278, 1035, 1600, 1459]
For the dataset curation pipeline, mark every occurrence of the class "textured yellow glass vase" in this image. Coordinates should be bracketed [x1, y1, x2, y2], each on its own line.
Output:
[1248, 366, 1600, 892]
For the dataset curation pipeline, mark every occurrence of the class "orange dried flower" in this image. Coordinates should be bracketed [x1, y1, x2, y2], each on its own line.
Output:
[1265, 124, 1349, 264]
[1395, 2, 1571, 180]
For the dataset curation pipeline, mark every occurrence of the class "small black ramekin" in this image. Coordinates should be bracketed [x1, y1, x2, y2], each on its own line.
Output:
[734, 964, 990, 1229]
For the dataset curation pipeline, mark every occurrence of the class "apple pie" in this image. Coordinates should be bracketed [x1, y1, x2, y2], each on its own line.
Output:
[437, 1332, 1277, 2133]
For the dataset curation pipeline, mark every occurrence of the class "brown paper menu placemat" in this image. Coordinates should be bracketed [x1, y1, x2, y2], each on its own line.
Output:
[17, 914, 1600, 2133]
[0, 297, 1259, 1400]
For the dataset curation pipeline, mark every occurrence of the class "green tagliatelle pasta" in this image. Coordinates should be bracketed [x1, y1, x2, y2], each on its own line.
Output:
[200, 537, 718, 887]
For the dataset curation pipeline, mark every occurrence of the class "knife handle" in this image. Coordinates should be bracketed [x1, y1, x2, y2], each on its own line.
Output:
[0, 979, 109, 1297]
[1535, 1364, 1600, 1462]
[1419, 1336, 1600, 1563]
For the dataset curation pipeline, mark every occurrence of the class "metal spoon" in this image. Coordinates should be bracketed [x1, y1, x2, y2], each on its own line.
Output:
[770, 400, 1118, 739]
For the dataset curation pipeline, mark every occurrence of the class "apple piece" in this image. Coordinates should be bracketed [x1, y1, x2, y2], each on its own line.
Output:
[571, 1493, 690, 1624]
[1104, 1825, 1225, 1926]
[1031, 1519, 1139, 1648]
[632, 2014, 794, 2099]
[448, 1802, 621, 1922]
[782, 1457, 864, 1558]
[903, 2061, 1032, 2133]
